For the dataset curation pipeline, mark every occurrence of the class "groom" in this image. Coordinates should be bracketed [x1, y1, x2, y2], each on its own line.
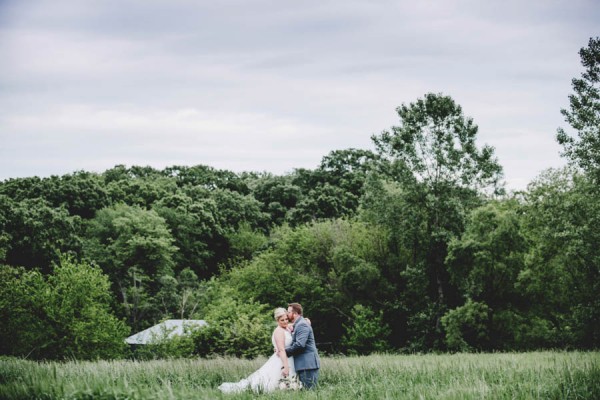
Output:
[285, 302, 320, 389]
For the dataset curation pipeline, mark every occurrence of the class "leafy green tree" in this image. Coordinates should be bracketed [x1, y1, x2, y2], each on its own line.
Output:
[290, 183, 356, 225]
[0, 176, 45, 201]
[557, 37, 600, 181]
[224, 220, 391, 347]
[224, 222, 268, 264]
[0, 196, 14, 261]
[211, 188, 269, 232]
[317, 149, 380, 195]
[106, 176, 178, 208]
[0, 265, 49, 358]
[153, 193, 224, 278]
[369, 93, 503, 349]
[372, 93, 503, 192]
[155, 268, 205, 319]
[288, 149, 379, 224]
[247, 174, 302, 226]
[0, 172, 108, 219]
[519, 168, 600, 348]
[2, 197, 82, 273]
[0, 258, 129, 360]
[43, 256, 130, 359]
[176, 268, 205, 319]
[83, 204, 177, 329]
[445, 200, 527, 349]
[447, 200, 526, 306]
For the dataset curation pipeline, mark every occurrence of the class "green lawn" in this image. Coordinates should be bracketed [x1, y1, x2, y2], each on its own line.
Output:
[1, 351, 598, 399]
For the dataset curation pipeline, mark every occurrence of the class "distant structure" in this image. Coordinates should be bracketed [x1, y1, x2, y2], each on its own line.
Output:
[125, 319, 207, 346]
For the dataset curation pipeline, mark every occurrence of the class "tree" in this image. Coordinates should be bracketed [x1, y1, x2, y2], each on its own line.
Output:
[0, 172, 109, 219]
[0, 258, 129, 359]
[445, 200, 527, 350]
[162, 164, 250, 194]
[83, 204, 177, 329]
[246, 173, 302, 226]
[153, 193, 224, 278]
[0, 265, 49, 358]
[441, 299, 490, 352]
[370, 93, 504, 349]
[372, 93, 503, 192]
[557, 37, 600, 181]
[155, 268, 205, 319]
[224, 219, 391, 348]
[2, 197, 83, 273]
[43, 256, 130, 359]
[519, 168, 600, 348]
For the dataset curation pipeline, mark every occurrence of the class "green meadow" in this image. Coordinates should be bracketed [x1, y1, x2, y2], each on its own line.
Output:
[1, 351, 598, 399]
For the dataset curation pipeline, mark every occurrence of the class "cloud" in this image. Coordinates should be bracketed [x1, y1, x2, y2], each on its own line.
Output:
[0, 104, 336, 177]
[0, 0, 598, 189]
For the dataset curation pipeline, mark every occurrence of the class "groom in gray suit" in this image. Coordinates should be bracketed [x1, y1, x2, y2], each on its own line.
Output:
[285, 302, 320, 389]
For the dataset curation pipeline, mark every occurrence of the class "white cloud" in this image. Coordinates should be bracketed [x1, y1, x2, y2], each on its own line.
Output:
[0, 0, 597, 189]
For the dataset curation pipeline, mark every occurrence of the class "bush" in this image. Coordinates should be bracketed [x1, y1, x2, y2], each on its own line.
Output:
[342, 304, 391, 355]
[441, 299, 490, 351]
[192, 286, 272, 358]
[0, 257, 130, 360]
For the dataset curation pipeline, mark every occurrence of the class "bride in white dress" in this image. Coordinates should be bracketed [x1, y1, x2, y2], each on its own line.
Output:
[218, 308, 297, 393]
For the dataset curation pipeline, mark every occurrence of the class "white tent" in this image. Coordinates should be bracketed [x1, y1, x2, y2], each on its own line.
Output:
[125, 319, 207, 345]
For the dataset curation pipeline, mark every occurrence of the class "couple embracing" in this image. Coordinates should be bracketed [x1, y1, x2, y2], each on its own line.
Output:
[218, 303, 320, 393]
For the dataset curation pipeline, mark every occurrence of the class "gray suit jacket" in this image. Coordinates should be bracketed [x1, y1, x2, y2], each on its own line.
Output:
[285, 316, 320, 371]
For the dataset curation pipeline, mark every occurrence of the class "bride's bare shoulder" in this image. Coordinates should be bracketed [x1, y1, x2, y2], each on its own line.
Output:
[274, 326, 286, 336]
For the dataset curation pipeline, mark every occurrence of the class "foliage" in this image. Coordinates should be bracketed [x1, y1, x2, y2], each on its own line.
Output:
[441, 299, 490, 351]
[192, 284, 272, 358]
[0, 257, 129, 360]
[0, 265, 50, 358]
[372, 93, 503, 192]
[0, 85, 598, 356]
[341, 304, 391, 354]
[43, 257, 130, 359]
[0, 197, 83, 273]
[155, 268, 205, 319]
[557, 37, 600, 181]
[519, 168, 600, 348]
[153, 193, 223, 278]
[83, 204, 177, 329]
[368, 93, 503, 350]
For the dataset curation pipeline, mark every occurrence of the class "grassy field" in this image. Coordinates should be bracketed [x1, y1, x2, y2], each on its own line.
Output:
[1, 351, 599, 399]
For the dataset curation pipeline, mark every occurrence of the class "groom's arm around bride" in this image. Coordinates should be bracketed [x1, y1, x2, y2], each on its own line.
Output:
[285, 303, 320, 389]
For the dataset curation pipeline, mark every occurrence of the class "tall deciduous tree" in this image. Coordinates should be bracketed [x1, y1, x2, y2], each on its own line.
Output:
[557, 37, 600, 181]
[83, 204, 177, 329]
[371, 93, 503, 348]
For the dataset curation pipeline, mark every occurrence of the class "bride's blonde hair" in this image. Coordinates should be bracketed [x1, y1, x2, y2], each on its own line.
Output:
[273, 307, 287, 320]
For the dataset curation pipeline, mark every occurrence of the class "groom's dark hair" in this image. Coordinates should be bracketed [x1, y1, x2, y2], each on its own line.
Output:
[288, 303, 303, 315]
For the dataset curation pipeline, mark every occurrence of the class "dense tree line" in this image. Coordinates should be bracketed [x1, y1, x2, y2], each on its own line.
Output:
[1, 38, 598, 359]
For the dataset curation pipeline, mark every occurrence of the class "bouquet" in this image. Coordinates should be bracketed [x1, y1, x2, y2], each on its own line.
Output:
[279, 375, 302, 390]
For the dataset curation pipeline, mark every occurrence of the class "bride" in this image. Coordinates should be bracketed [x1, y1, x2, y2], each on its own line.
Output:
[218, 308, 298, 393]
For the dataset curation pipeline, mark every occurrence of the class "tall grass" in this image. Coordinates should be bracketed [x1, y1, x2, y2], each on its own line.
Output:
[1, 352, 598, 399]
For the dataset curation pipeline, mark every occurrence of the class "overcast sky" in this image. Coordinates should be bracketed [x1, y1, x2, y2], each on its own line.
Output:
[1, 1, 598, 190]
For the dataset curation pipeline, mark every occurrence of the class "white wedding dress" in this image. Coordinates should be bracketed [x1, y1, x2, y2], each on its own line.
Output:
[218, 329, 296, 393]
